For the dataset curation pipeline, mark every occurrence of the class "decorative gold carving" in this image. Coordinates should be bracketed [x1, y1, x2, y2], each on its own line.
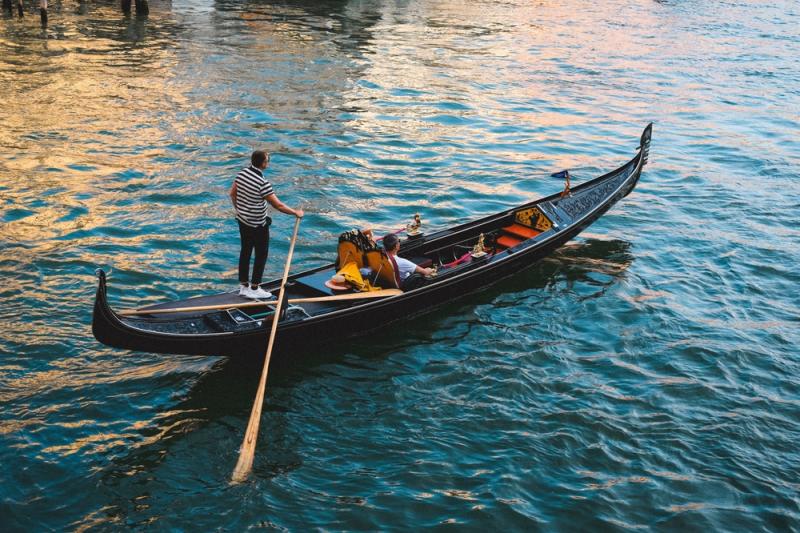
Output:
[514, 206, 552, 232]
[406, 213, 422, 235]
[471, 233, 487, 258]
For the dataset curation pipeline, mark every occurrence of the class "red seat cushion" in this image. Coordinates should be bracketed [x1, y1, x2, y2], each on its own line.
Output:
[502, 224, 541, 240]
[496, 235, 523, 249]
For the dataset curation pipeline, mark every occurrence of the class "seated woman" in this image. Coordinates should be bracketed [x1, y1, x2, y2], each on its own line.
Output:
[382, 233, 434, 289]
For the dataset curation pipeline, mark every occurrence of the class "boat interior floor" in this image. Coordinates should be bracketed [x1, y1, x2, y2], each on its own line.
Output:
[130, 211, 549, 321]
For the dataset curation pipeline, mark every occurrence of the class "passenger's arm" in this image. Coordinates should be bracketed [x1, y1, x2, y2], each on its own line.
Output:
[415, 265, 434, 276]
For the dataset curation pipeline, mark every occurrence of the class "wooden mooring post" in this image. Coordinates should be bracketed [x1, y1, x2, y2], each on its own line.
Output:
[2, 0, 46, 21]
[122, 0, 148, 15]
[2, 0, 23, 17]
[3, 0, 149, 23]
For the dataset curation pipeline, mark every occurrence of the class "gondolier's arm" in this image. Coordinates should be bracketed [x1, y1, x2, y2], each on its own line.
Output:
[229, 181, 238, 215]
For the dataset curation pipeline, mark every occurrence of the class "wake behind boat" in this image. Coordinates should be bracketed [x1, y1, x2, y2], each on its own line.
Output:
[92, 124, 652, 359]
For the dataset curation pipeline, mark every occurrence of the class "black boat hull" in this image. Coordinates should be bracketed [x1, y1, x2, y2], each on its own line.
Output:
[93, 124, 652, 359]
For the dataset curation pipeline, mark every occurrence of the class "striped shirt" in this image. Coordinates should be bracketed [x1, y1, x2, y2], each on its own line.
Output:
[234, 165, 274, 227]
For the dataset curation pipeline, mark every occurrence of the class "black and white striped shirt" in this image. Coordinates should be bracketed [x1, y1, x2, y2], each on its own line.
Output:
[234, 165, 274, 227]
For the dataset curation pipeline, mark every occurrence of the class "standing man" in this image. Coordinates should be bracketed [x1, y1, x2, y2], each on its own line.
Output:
[229, 150, 304, 299]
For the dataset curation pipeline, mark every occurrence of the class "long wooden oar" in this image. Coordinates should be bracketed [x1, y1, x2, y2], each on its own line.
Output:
[118, 289, 402, 317]
[231, 216, 301, 483]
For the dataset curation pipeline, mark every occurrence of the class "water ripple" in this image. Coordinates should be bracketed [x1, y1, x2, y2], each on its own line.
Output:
[2, 0, 800, 530]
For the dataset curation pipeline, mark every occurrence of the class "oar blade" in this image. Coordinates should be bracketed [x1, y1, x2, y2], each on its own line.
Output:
[231, 449, 255, 483]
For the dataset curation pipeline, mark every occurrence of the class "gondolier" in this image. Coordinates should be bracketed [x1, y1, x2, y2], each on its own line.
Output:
[229, 150, 304, 299]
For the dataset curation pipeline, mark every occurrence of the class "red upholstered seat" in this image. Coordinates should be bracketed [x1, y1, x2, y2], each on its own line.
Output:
[502, 224, 541, 240]
[496, 235, 523, 249]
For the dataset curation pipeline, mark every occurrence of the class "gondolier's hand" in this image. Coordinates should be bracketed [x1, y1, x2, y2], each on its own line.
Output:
[294, 208, 304, 218]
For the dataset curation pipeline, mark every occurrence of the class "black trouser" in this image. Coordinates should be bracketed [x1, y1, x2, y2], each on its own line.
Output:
[238, 220, 270, 286]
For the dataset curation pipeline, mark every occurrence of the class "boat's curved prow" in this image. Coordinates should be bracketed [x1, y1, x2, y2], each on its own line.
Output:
[639, 122, 653, 165]
[93, 269, 110, 311]
[92, 268, 122, 349]
[623, 122, 652, 198]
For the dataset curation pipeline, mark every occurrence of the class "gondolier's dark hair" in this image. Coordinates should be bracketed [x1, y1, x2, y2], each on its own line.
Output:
[251, 150, 268, 167]
[383, 233, 399, 250]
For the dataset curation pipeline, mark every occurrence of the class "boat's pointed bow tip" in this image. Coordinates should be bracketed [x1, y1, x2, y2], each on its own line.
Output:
[94, 268, 108, 289]
[638, 123, 652, 166]
[641, 122, 653, 142]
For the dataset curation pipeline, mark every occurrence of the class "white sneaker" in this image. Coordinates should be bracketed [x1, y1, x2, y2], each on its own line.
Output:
[238, 284, 249, 296]
[241, 286, 273, 299]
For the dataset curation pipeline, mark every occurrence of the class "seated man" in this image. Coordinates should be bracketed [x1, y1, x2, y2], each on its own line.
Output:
[382, 233, 434, 289]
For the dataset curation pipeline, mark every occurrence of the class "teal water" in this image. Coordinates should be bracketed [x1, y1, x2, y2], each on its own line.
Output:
[2, 0, 799, 530]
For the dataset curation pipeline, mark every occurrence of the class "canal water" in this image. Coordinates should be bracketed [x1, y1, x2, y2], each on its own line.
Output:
[1, 0, 798, 529]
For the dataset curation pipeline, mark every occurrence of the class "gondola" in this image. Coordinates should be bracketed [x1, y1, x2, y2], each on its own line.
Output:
[92, 124, 652, 359]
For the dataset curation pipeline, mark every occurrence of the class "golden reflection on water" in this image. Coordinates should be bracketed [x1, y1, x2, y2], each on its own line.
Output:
[38, 410, 203, 458]
[0, 9, 187, 255]
[0, 0, 650, 258]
